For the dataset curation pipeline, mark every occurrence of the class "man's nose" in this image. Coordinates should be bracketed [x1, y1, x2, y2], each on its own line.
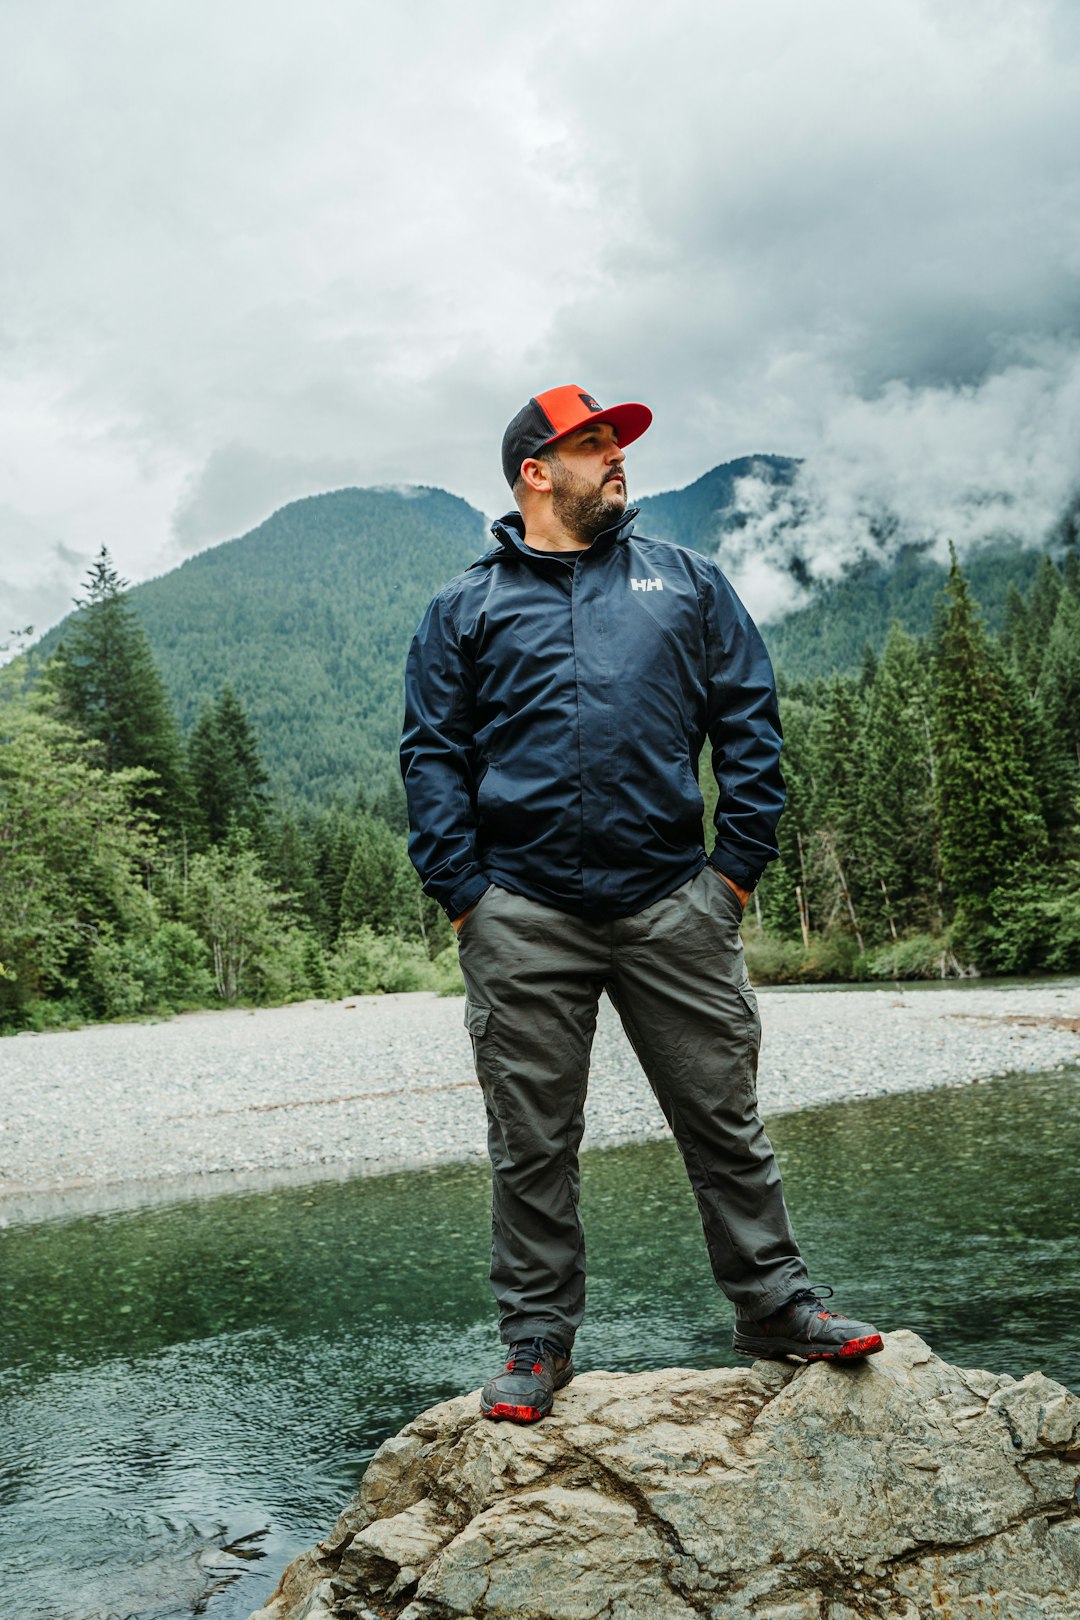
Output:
[607, 443, 625, 464]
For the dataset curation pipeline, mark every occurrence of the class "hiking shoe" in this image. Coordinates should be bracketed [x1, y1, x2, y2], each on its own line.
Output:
[733, 1286, 884, 1362]
[480, 1337, 574, 1423]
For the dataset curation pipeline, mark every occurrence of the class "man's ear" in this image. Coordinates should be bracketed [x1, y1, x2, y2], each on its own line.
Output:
[520, 457, 553, 494]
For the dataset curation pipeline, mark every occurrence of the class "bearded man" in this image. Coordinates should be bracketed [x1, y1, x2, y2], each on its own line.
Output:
[400, 385, 882, 1422]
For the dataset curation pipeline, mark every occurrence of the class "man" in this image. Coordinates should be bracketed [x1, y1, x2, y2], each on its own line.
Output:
[401, 384, 882, 1424]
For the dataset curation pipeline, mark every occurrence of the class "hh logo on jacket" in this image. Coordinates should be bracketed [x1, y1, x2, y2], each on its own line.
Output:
[630, 578, 664, 592]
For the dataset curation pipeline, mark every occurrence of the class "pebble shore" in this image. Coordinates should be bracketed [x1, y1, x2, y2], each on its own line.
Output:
[1, 981, 1077, 1224]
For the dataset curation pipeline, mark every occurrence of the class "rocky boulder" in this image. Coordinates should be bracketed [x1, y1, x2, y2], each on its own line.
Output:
[251, 1332, 1080, 1619]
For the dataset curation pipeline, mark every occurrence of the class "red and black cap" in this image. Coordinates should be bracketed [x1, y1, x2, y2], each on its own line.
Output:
[501, 384, 652, 488]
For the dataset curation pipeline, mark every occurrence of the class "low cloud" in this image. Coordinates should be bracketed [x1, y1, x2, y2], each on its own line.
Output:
[2, 0, 1079, 628]
[709, 342, 1080, 623]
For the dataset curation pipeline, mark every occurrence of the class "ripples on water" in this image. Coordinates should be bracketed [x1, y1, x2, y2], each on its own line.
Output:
[1, 1066, 1077, 1619]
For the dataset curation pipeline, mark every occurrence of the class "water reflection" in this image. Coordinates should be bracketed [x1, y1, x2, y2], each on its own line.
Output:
[0, 1067, 1077, 1619]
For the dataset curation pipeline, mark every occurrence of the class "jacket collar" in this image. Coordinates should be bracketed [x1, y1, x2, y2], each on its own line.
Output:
[490, 507, 638, 560]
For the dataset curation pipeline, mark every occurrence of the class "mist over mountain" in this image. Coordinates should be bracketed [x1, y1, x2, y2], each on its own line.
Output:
[27, 454, 1072, 806]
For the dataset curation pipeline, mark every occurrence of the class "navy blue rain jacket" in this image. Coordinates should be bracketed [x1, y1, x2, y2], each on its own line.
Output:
[400, 508, 785, 921]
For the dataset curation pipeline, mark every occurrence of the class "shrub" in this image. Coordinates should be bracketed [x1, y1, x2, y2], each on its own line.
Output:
[979, 868, 1080, 975]
[329, 928, 442, 996]
[862, 933, 975, 981]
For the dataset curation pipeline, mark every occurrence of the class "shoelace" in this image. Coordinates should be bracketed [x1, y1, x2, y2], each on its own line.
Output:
[789, 1285, 837, 1316]
[504, 1337, 558, 1374]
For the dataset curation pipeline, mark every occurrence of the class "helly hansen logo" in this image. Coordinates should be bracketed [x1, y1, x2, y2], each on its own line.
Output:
[631, 577, 664, 591]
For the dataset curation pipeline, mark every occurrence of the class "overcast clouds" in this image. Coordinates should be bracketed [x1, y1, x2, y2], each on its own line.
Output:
[2, 0, 1079, 643]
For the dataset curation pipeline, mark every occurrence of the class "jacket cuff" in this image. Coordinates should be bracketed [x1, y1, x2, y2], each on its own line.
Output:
[708, 847, 763, 891]
[442, 874, 492, 922]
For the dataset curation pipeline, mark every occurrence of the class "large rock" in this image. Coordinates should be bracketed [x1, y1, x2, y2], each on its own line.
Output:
[251, 1332, 1080, 1619]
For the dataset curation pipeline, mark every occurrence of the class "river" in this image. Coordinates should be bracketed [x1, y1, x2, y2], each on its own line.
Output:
[0, 1063, 1077, 1619]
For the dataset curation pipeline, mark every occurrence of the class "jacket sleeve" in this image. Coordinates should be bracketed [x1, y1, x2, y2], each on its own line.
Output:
[400, 593, 491, 921]
[701, 566, 786, 889]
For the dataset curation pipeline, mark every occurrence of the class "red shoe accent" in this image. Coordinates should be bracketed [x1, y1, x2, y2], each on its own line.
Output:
[838, 1333, 883, 1358]
[802, 1333, 884, 1363]
[484, 1402, 544, 1423]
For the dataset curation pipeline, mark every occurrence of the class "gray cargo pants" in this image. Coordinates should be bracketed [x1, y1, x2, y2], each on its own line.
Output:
[456, 867, 808, 1349]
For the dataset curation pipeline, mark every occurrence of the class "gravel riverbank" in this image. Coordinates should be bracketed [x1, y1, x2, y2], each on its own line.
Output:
[1, 980, 1077, 1224]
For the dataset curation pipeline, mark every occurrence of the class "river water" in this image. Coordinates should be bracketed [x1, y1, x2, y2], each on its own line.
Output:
[1, 1065, 1077, 1620]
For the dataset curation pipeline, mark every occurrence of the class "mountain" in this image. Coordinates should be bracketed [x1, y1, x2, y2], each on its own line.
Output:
[634, 454, 798, 552]
[762, 541, 1044, 679]
[634, 456, 1045, 675]
[37, 486, 487, 804]
[29, 466, 1053, 805]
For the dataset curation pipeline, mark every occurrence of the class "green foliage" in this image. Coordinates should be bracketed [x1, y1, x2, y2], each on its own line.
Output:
[30, 488, 489, 807]
[931, 549, 1046, 919]
[0, 673, 158, 1026]
[743, 550, 1078, 982]
[182, 838, 302, 1005]
[11, 480, 1080, 1023]
[338, 815, 412, 936]
[86, 922, 215, 1019]
[329, 928, 444, 996]
[48, 548, 193, 842]
[188, 684, 268, 846]
[860, 934, 967, 981]
[1036, 587, 1080, 772]
[980, 868, 1080, 975]
[764, 542, 1044, 680]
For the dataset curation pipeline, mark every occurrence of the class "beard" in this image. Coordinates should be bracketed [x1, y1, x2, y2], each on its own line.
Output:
[548, 460, 628, 543]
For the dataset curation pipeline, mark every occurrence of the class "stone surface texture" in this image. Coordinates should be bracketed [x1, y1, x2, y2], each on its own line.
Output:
[249, 1332, 1080, 1620]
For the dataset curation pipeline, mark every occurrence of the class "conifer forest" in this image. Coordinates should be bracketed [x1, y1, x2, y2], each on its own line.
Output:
[2, 540, 1078, 1032]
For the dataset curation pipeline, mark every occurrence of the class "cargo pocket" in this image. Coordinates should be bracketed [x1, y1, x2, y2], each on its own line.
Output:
[464, 999, 502, 1102]
[464, 1000, 491, 1037]
[737, 979, 761, 1084]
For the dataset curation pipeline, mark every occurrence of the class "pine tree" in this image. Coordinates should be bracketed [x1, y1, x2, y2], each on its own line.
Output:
[1020, 556, 1064, 691]
[1036, 588, 1080, 773]
[215, 686, 269, 809]
[1064, 550, 1080, 601]
[931, 549, 1046, 923]
[188, 685, 269, 846]
[318, 812, 358, 940]
[806, 676, 868, 944]
[338, 814, 412, 936]
[858, 641, 879, 694]
[265, 810, 327, 935]
[858, 624, 938, 938]
[1002, 583, 1031, 681]
[50, 547, 192, 842]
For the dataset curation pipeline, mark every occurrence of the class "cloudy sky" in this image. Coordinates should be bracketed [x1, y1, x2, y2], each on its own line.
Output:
[2, 0, 1079, 642]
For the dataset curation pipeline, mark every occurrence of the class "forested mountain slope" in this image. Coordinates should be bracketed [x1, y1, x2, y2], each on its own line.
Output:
[30, 468, 1056, 805]
[764, 542, 1045, 679]
[91, 487, 484, 803]
[634, 454, 797, 551]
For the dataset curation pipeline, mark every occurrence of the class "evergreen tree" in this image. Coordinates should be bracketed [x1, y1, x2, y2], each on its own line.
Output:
[338, 814, 411, 936]
[931, 549, 1046, 924]
[50, 548, 192, 841]
[858, 624, 938, 937]
[1020, 555, 1064, 690]
[1036, 588, 1080, 773]
[858, 641, 879, 694]
[1064, 550, 1080, 600]
[188, 685, 269, 846]
[806, 676, 868, 943]
[318, 811, 358, 940]
[1002, 583, 1030, 679]
[759, 693, 815, 940]
[264, 809, 328, 935]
